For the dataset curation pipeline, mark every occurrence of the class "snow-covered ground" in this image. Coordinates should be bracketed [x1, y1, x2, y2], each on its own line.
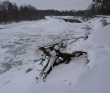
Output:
[0, 16, 110, 93]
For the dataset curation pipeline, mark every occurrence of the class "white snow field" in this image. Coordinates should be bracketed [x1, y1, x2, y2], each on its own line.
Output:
[0, 16, 110, 93]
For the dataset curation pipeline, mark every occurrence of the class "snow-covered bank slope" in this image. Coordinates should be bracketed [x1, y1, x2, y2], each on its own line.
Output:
[0, 16, 110, 93]
[69, 24, 110, 93]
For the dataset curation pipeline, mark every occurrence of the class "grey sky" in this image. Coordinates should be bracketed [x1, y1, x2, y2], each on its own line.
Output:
[0, 0, 92, 10]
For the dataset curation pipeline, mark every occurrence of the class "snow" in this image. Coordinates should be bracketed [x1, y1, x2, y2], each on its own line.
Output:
[46, 57, 87, 84]
[54, 45, 59, 50]
[0, 16, 110, 93]
[87, 25, 110, 46]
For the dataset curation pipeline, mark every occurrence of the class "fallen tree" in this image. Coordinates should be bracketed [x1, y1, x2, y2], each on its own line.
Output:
[38, 38, 89, 81]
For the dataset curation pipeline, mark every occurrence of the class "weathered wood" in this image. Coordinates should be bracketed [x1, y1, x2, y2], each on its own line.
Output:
[39, 42, 88, 81]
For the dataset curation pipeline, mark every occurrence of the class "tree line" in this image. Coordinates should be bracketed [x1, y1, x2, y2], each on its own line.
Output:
[0, 1, 45, 23]
[40, 10, 87, 16]
[0, 0, 110, 23]
[41, 0, 110, 17]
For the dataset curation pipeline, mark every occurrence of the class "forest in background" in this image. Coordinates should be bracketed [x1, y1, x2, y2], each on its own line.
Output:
[0, 1, 45, 23]
[42, 0, 110, 17]
[0, 0, 110, 23]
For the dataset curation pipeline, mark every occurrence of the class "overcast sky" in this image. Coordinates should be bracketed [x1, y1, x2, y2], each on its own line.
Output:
[0, 0, 92, 10]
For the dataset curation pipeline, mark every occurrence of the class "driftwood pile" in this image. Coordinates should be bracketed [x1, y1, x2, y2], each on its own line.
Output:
[38, 38, 88, 81]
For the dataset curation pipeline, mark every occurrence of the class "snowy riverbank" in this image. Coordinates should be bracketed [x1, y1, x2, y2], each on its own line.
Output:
[0, 16, 110, 93]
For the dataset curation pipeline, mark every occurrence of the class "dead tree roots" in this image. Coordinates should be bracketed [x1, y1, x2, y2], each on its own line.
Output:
[38, 40, 88, 81]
